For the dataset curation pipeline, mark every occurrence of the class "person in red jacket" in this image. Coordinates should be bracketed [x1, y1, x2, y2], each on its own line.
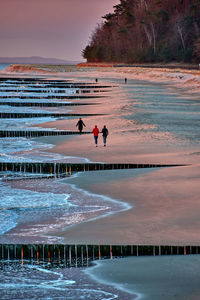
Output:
[92, 125, 99, 147]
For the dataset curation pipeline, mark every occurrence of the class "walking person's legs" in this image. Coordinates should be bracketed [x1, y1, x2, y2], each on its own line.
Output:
[103, 136, 107, 146]
[94, 135, 98, 146]
[79, 126, 83, 134]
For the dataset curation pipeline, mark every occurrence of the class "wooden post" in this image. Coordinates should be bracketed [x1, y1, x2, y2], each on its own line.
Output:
[48, 246, 50, 263]
[37, 245, 39, 264]
[110, 245, 113, 259]
[21, 246, 24, 265]
[99, 245, 101, 260]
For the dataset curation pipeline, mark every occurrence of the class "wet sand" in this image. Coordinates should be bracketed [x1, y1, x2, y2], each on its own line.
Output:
[0, 177, 127, 244]
[50, 164, 200, 245]
[86, 255, 200, 300]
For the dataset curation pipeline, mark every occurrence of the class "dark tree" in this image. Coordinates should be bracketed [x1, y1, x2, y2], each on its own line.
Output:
[82, 0, 200, 63]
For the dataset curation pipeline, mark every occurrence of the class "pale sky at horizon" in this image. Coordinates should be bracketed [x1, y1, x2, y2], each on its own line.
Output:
[0, 0, 118, 61]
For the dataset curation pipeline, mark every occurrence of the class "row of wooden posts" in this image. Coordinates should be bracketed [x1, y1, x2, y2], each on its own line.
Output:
[0, 94, 103, 99]
[0, 162, 182, 177]
[0, 78, 113, 88]
[0, 244, 199, 266]
[0, 78, 72, 83]
[0, 77, 108, 84]
[0, 112, 103, 118]
[0, 102, 96, 107]
[0, 86, 111, 92]
[0, 130, 91, 138]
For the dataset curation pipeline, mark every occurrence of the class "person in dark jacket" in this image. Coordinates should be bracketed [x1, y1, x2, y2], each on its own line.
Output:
[102, 125, 109, 146]
[76, 118, 85, 133]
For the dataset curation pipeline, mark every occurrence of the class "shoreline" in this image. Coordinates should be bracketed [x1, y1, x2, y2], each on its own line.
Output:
[49, 164, 200, 245]
[0, 259, 135, 300]
[1, 67, 200, 245]
[1, 63, 200, 93]
[1, 66, 200, 299]
[0, 174, 129, 244]
[86, 254, 200, 300]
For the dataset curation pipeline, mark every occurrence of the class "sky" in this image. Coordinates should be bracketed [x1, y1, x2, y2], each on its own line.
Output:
[0, 0, 117, 61]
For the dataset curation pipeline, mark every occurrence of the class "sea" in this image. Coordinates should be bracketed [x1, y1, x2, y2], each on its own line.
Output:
[0, 63, 10, 71]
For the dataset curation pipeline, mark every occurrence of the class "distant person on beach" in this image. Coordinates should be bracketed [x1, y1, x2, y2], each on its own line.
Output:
[95, 78, 98, 83]
[76, 118, 85, 133]
[125, 77, 127, 83]
[102, 125, 109, 147]
[92, 125, 99, 147]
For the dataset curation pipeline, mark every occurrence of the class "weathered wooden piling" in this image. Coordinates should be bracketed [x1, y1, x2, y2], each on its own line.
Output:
[0, 95, 104, 99]
[0, 244, 199, 264]
[0, 101, 98, 107]
[0, 86, 111, 92]
[0, 130, 92, 138]
[0, 162, 184, 177]
[0, 112, 104, 118]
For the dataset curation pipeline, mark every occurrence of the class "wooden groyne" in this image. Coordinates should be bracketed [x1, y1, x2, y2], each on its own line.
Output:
[0, 112, 104, 118]
[0, 78, 95, 84]
[0, 102, 98, 107]
[0, 130, 92, 138]
[0, 162, 183, 176]
[0, 244, 199, 265]
[0, 77, 113, 86]
[0, 78, 71, 83]
[0, 95, 104, 100]
[0, 86, 111, 92]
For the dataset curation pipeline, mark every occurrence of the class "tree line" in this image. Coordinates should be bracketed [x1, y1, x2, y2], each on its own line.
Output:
[82, 0, 200, 63]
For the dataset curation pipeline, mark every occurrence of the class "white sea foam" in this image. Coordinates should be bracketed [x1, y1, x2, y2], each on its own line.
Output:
[0, 64, 10, 71]
[0, 105, 52, 113]
[0, 210, 18, 235]
[0, 183, 71, 210]
[0, 181, 72, 234]
[0, 98, 71, 104]
[0, 117, 56, 129]
[0, 261, 121, 299]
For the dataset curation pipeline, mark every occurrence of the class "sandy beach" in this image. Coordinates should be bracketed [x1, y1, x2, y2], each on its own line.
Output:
[1, 64, 200, 299]
[19, 64, 199, 245]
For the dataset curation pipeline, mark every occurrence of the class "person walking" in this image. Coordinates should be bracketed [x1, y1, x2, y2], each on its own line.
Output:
[76, 118, 85, 133]
[92, 125, 99, 147]
[102, 125, 109, 146]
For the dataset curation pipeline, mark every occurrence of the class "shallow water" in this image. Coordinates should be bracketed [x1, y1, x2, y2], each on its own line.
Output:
[0, 260, 133, 300]
[0, 176, 127, 243]
[0, 64, 10, 71]
[122, 81, 200, 146]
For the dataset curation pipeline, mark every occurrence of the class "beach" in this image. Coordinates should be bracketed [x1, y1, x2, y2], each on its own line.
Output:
[86, 255, 200, 300]
[0, 64, 200, 299]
